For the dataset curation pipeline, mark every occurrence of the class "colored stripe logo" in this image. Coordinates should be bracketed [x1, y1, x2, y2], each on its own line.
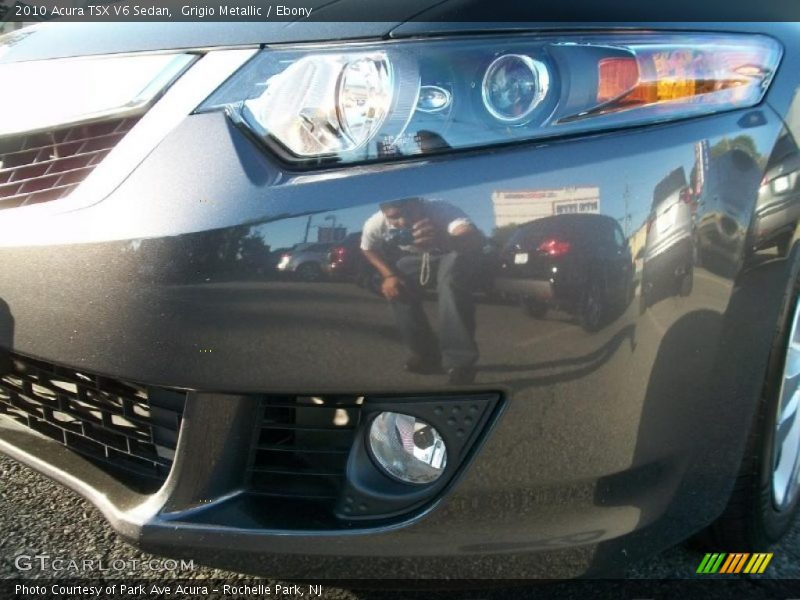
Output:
[696, 553, 773, 574]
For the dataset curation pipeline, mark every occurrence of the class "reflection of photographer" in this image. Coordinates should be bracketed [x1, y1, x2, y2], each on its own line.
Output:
[361, 197, 484, 384]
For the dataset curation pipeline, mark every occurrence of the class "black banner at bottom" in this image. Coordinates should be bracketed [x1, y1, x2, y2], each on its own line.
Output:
[4, 578, 800, 600]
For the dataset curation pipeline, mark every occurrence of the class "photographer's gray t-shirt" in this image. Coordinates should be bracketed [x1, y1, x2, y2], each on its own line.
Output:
[360, 200, 472, 253]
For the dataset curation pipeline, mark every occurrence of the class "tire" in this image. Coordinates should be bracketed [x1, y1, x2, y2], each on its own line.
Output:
[778, 235, 791, 257]
[703, 265, 800, 549]
[296, 262, 323, 282]
[639, 271, 650, 315]
[693, 234, 702, 268]
[678, 266, 694, 297]
[617, 277, 634, 313]
[581, 279, 604, 332]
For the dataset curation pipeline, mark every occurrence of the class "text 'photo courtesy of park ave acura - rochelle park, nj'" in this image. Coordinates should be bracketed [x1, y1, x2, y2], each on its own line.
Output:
[4, 4, 800, 600]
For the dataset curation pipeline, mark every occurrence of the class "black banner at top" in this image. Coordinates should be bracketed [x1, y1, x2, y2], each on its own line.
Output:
[2, 0, 800, 22]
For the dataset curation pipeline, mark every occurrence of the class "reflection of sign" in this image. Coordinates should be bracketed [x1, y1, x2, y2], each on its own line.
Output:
[553, 199, 600, 215]
[492, 186, 600, 227]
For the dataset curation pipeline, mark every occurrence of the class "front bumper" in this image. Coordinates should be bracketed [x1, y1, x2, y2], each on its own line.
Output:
[0, 102, 790, 577]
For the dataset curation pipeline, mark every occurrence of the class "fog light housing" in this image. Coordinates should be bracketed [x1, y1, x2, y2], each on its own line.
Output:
[368, 411, 447, 484]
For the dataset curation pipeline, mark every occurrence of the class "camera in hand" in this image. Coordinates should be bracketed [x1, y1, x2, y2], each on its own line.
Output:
[386, 227, 415, 246]
[413, 425, 435, 450]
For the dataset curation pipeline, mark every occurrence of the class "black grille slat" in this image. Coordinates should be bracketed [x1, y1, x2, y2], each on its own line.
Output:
[248, 490, 339, 500]
[28, 415, 66, 442]
[248, 396, 363, 518]
[0, 117, 140, 210]
[250, 465, 344, 477]
[255, 444, 350, 454]
[0, 354, 184, 488]
[250, 472, 344, 500]
[258, 423, 358, 432]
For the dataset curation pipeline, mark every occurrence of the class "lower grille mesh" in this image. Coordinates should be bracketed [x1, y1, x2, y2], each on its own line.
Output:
[248, 396, 362, 523]
[0, 354, 184, 489]
[0, 117, 140, 210]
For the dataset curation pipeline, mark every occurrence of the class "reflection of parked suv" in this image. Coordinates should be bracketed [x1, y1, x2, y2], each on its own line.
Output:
[640, 167, 695, 311]
[275, 242, 333, 281]
[495, 214, 633, 332]
[696, 149, 761, 271]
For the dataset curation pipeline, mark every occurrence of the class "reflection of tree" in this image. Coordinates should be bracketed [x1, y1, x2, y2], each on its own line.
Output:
[689, 135, 762, 198]
[192, 226, 270, 277]
[710, 135, 758, 162]
[125, 226, 272, 283]
[239, 231, 271, 273]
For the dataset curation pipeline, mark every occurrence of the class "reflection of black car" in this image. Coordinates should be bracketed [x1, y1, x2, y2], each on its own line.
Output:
[495, 214, 633, 331]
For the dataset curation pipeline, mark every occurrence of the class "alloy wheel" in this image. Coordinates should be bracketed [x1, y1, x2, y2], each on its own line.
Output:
[773, 297, 800, 511]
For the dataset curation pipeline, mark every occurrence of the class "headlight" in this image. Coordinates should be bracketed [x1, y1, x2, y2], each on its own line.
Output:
[772, 173, 795, 194]
[199, 33, 781, 166]
[277, 254, 291, 269]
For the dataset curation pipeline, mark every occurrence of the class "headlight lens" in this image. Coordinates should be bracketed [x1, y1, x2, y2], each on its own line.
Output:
[241, 53, 400, 156]
[481, 54, 550, 124]
[368, 411, 447, 485]
[336, 55, 395, 148]
[199, 33, 781, 166]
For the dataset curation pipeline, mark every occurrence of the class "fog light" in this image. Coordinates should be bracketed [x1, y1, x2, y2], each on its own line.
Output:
[368, 412, 447, 484]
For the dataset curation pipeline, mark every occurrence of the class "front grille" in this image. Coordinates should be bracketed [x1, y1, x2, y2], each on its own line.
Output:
[248, 395, 362, 526]
[0, 354, 184, 491]
[0, 116, 141, 210]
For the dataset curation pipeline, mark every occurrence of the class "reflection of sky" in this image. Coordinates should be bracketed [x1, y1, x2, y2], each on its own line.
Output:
[253, 134, 762, 250]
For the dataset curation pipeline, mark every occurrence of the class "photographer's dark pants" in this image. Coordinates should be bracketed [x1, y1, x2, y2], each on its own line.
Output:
[390, 251, 479, 370]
